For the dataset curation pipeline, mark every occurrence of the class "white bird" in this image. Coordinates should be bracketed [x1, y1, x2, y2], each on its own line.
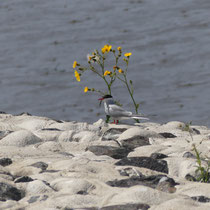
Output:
[98, 95, 149, 124]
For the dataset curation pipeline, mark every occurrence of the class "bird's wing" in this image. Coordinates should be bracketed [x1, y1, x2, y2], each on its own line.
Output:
[108, 104, 132, 117]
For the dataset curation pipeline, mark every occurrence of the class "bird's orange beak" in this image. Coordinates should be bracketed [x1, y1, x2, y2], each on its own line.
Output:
[98, 97, 104, 101]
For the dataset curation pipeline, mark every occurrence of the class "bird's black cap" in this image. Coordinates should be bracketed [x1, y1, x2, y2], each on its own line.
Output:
[103, 95, 113, 99]
[98, 95, 113, 101]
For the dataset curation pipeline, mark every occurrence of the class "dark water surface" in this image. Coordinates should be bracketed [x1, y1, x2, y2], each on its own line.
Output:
[1, 0, 210, 126]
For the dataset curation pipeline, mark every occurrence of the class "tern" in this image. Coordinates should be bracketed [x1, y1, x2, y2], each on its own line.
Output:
[98, 95, 149, 124]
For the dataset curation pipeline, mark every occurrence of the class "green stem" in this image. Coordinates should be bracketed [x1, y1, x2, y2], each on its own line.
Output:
[123, 74, 139, 114]
[89, 63, 111, 95]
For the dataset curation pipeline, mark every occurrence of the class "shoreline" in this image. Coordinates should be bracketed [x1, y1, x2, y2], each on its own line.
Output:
[0, 112, 210, 209]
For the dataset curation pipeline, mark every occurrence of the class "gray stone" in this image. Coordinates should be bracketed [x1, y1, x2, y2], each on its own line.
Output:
[0, 158, 12, 167]
[14, 176, 34, 183]
[118, 127, 161, 141]
[0, 130, 42, 147]
[102, 127, 128, 141]
[191, 195, 210, 203]
[183, 152, 195, 158]
[115, 157, 168, 173]
[30, 162, 48, 171]
[159, 132, 177, 138]
[26, 180, 54, 195]
[150, 153, 168, 159]
[101, 203, 150, 210]
[119, 135, 150, 150]
[0, 182, 23, 201]
[87, 145, 132, 159]
[0, 131, 13, 140]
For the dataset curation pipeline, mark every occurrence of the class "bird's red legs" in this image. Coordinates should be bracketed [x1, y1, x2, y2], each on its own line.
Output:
[111, 120, 119, 124]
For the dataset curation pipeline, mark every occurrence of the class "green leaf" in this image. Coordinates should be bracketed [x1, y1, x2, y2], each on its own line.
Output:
[106, 115, 111, 123]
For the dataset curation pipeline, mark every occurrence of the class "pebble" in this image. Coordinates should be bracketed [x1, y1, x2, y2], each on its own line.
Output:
[0, 158, 12, 167]
[87, 145, 132, 159]
[0, 130, 42, 147]
[0, 182, 23, 201]
[115, 157, 169, 173]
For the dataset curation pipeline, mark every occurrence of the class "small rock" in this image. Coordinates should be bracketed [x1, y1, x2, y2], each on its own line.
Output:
[41, 128, 61, 131]
[115, 157, 168, 173]
[192, 128, 200, 135]
[101, 203, 150, 210]
[150, 153, 168, 159]
[59, 152, 74, 157]
[93, 118, 107, 128]
[17, 112, 32, 116]
[119, 136, 150, 150]
[30, 162, 48, 171]
[0, 182, 23, 201]
[0, 111, 7, 114]
[58, 130, 75, 142]
[0, 158, 12, 167]
[102, 127, 128, 141]
[27, 195, 40, 203]
[162, 121, 185, 130]
[185, 174, 197, 182]
[53, 119, 64, 123]
[26, 180, 54, 195]
[87, 145, 132, 159]
[0, 130, 42, 147]
[118, 167, 144, 178]
[27, 195, 48, 203]
[159, 132, 177, 138]
[191, 195, 210, 203]
[118, 127, 161, 141]
[107, 175, 175, 189]
[183, 152, 195, 158]
[73, 131, 98, 142]
[40, 170, 60, 173]
[106, 177, 145, 188]
[14, 176, 34, 183]
[156, 176, 178, 193]
[0, 131, 13, 140]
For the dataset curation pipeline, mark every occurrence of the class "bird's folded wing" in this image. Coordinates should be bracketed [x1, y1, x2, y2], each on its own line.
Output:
[108, 104, 132, 117]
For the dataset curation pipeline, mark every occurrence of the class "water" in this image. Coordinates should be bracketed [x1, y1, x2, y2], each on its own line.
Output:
[1, 0, 210, 126]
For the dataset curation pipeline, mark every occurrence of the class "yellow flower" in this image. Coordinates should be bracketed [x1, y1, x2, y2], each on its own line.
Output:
[118, 69, 123, 73]
[104, 70, 111, 76]
[73, 61, 77, 68]
[101, 47, 106, 54]
[101, 45, 112, 54]
[87, 54, 92, 61]
[84, 87, 89, 93]
[107, 45, 112, 51]
[74, 70, 80, 82]
[124, 52, 132, 57]
[117, 46, 122, 51]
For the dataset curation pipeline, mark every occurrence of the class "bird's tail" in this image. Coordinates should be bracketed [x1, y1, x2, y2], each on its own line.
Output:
[131, 115, 149, 120]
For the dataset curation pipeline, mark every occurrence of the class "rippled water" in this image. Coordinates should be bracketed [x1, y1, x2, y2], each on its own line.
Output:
[1, 0, 210, 126]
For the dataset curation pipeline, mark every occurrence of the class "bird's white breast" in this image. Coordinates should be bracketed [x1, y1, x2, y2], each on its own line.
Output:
[104, 102, 110, 115]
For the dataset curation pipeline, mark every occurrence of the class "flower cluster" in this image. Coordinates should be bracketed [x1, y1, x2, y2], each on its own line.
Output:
[101, 45, 112, 54]
[72, 45, 140, 118]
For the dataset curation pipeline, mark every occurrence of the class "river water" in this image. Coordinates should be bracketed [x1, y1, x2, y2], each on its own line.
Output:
[1, 0, 210, 126]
